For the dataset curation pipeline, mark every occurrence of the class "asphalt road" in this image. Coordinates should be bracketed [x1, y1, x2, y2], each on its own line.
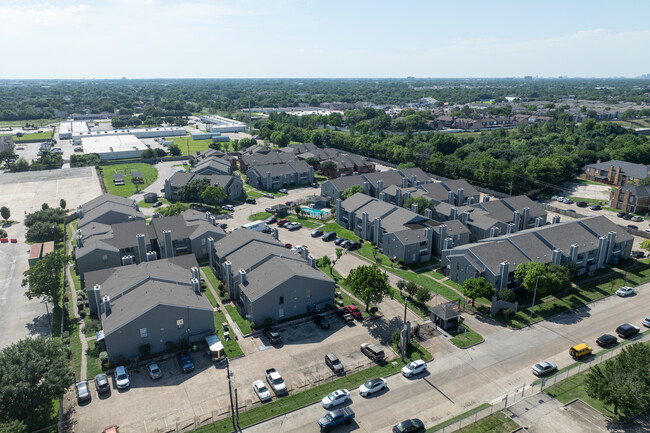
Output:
[242, 284, 650, 432]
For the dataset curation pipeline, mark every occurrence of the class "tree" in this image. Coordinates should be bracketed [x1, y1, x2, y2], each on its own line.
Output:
[345, 265, 391, 312]
[404, 196, 431, 214]
[331, 248, 344, 275]
[25, 222, 62, 243]
[415, 286, 432, 304]
[294, 205, 302, 215]
[640, 239, 650, 254]
[40, 203, 49, 210]
[156, 202, 188, 217]
[396, 279, 407, 294]
[514, 261, 562, 297]
[404, 281, 418, 298]
[141, 148, 156, 159]
[22, 250, 70, 305]
[498, 288, 516, 302]
[305, 157, 319, 168]
[320, 255, 332, 273]
[462, 277, 495, 307]
[0, 206, 9, 223]
[0, 420, 27, 433]
[59, 199, 66, 210]
[320, 160, 338, 177]
[0, 337, 74, 428]
[201, 185, 228, 206]
[154, 148, 167, 158]
[584, 343, 650, 417]
[168, 144, 182, 156]
[178, 177, 211, 202]
[342, 185, 364, 200]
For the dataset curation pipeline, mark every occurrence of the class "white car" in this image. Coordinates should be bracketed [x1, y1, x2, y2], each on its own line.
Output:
[359, 378, 387, 397]
[222, 205, 234, 211]
[15, 146, 25, 150]
[321, 389, 350, 409]
[279, 189, 288, 194]
[615, 286, 635, 297]
[252, 379, 272, 402]
[291, 245, 305, 253]
[642, 316, 650, 327]
[401, 359, 427, 377]
[114, 365, 130, 389]
[531, 361, 557, 376]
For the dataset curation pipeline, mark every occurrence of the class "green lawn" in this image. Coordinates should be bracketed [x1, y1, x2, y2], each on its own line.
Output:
[389, 340, 433, 362]
[544, 371, 621, 421]
[225, 305, 252, 335]
[448, 412, 518, 433]
[65, 281, 83, 380]
[318, 222, 361, 242]
[249, 212, 272, 221]
[570, 178, 608, 187]
[10, 131, 54, 142]
[0, 118, 60, 127]
[204, 286, 219, 308]
[449, 324, 484, 348]
[101, 163, 158, 197]
[166, 136, 234, 156]
[86, 339, 104, 379]
[317, 267, 378, 318]
[195, 353, 421, 433]
[201, 266, 229, 304]
[213, 310, 244, 358]
[139, 198, 170, 208]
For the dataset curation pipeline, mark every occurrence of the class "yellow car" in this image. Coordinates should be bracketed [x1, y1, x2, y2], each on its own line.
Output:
[569, 343, 593, 359]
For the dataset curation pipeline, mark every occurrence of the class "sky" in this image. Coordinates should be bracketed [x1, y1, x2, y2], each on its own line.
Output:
[1, 0, 649, 79]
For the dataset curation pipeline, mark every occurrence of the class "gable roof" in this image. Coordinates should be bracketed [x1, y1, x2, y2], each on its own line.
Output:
[620, 184, 650, 198]
[194, 156, 232, 174]
[585, 160, 650, 180]
[249, 160, 311, 177]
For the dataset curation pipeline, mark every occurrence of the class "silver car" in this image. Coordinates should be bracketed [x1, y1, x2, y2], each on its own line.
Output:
[147, 362, 162, 380]
[531, 361, 557, 376]
[75, 380, 91, 402]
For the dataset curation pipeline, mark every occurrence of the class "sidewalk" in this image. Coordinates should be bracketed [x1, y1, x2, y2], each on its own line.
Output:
[200, 268, 245, 342]
[66, 223, 88, 380]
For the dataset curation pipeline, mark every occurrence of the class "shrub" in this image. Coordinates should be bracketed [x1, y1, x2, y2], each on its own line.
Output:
[502, 308, 513, 319]
[218, 282, 225, 293]
[222, 292, 230, 303]
[99, 351, 109, 368]
[79, 310, 86, 319]
[62, 331, 69, 339]
[76, 300, 84, 310]
[391, 329, 401, 343]
[139, 343, 151, 358]
[499, 288, 516, 303]
[87, 319, 101, 334]
[369, 306, 378, 315]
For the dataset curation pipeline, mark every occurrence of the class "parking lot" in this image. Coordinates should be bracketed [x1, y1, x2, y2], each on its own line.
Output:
[72, 308, 395, 433]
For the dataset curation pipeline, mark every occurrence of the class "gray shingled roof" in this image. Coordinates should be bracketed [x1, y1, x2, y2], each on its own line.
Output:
[214, 229, 281, 260]
[323, 175, 367, 193]
[442, 179, 480, 197]
[362, 170, 405, 189]
[399, 167, 432, 182]
[620, 184, 650, 198]
[585, 160, 650, 180]
[194, 156, 232, 174]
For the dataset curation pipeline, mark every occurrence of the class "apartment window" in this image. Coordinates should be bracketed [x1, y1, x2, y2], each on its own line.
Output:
[140, 328, 148, 338]
[279, 296, 284, 305]
[102, 255, 108, 263]
[306, 288, 311, 298]
[177, 319, 184, 329]
[201, 238, 206, 245]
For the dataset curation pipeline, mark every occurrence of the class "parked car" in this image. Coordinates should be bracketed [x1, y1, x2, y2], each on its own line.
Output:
[623, 214, 633, 221]
[642, 316, 650, 327]
[313, 315, 330, 329]
[311, 229, 324, 237]
[318, 407, 355, 431]
[311, 182, 319, 188]
[321, 389, 351, 409]
[632, 250, 645, 258]
[287, 222, 302, 231]
[590, 204, 602, 210]
[94, 373, 110, 394]
[616, 286, 635, 297]
[265, 216, 277, 224]
[219, 223, 228, 229]
[627, 224, 638, 230]
[245, 198, 256, 204]
[277, 218, 291, 226]
[279, 189, 288, 194]
[146, 362, 162, 380]
[222, 204, 234, 211]
[102, 426, 119, 433]
[336, 308, 354, 323]
[566, 209, 576, 213]
[265, 207, 275, 213]
[284, 243, 292, 248]
[264, 193, 274, 198]
[616, 323, 640, 339]
[334, 238, 347, 246]
[345, 305, 362, 320]
[177, 352, 195, 373]
[617, 211, 627, 218]
[252, 379, 272, 402]
[360, 343, 385, 361]
[346, 241, 361, 251]
[152, 201, 163, 208]
[576, 201, 588, 207]
[392, 418, 425, 433]
[265, 368, 287, 395]
[596, 334, 618, 348]
[291, 245, 305, 253]
[15, 146, 24, 150]
[265, 328, 282, 344]
[631, 216, 644, 222]
[531, 361, 557, 376]
[114, 366, 130, 389]
[401, 360, 427, 377]
[325, 353, 344, 375]
[75, 380, 91, 402]
[569, 344, 592, 359]
[340, 240, 352, 248]
[322, 232, 337, 241]
[359, 378, 387, 396]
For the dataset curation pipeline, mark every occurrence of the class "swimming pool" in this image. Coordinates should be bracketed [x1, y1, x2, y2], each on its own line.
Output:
[301, 206, 330, 216]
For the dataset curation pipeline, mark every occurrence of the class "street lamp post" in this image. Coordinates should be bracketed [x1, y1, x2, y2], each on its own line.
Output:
[530, 275, 546, 319]
[41, 299, 52, 336]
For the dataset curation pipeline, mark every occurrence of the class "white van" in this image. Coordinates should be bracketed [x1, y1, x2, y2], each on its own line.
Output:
[241, 221, 269, 232]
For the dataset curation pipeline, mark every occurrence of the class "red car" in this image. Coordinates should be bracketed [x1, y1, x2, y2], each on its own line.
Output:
[284, 243, 292, 249]
[345, 305, 362, 320]
[277, 219, 290, 226]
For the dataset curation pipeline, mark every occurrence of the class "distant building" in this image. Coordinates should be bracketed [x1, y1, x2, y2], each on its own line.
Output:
[0, 135, 14, 153]
[247, 160, 314, 190]
[81, 135, 148, 160]
[200, 115, 247, 133]
[583, 160, 650, 186]
[609, 184, 650, 213]
[164, 172, 243, 202]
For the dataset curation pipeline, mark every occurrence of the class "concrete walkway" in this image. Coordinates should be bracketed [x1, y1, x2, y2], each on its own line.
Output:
[200, 268, 245, 342]
[66, 224, 88, 380]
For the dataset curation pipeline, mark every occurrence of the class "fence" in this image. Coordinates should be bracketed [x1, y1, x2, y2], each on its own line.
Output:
[430, 331, 650, 432]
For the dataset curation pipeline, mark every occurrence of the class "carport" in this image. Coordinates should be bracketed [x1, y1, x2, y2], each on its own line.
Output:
[429, 302, 460, 330]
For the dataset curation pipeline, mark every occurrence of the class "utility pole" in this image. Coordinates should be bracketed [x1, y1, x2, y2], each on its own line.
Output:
[509, 173, 514, 197]
[248, 88, 252, 134]
[401, 297, 408, 363]
[226, 358, 236, 431]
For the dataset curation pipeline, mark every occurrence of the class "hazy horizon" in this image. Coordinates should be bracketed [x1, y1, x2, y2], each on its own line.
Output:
[1, 0, 649, 80]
